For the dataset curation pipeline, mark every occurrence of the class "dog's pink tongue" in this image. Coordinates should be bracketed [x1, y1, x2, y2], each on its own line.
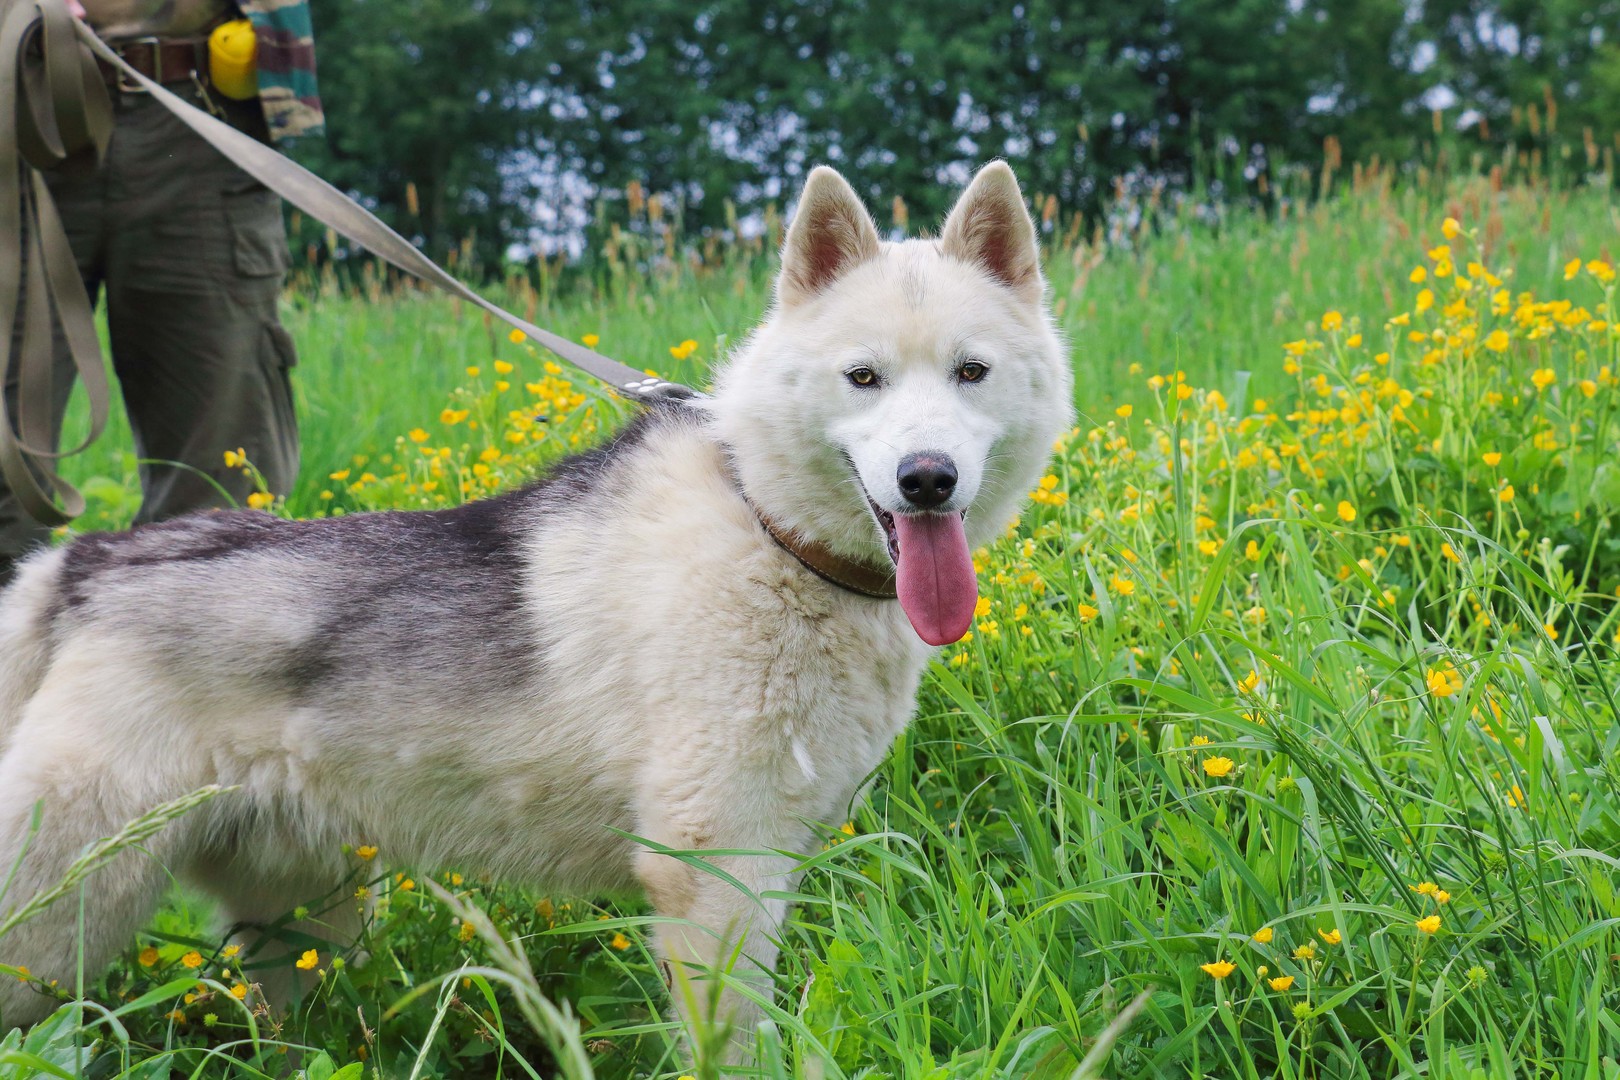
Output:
[893, 512, 977, 646]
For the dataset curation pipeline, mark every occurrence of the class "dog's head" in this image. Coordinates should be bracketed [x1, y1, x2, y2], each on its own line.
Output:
[710, 162, 1073, 646]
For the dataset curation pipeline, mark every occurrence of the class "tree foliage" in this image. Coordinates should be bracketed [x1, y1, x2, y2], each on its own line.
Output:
[296, 0, 1618, 267]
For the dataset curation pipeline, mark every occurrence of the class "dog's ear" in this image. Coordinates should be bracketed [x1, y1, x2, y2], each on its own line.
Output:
[778, 166, 882, 307]
[940, 161, 1042, 301]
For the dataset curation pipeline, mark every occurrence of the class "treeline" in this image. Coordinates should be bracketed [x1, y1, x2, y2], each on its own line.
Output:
[293, 0, 1620, 269]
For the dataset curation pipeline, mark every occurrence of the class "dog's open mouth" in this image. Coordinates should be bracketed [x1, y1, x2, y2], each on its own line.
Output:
[867, 497, 978, 647]
[870, 500, 901, 565]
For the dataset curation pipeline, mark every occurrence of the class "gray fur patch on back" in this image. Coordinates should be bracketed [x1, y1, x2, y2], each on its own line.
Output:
[54, 404, 682, 708]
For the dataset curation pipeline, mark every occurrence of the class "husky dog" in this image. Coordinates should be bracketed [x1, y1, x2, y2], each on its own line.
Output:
[0, 161, 1072, 1048]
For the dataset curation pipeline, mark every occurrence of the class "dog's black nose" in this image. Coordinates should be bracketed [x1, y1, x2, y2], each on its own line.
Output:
[897, 452, 958, 509]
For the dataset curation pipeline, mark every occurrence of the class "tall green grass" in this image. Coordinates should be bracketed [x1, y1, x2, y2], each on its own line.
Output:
[10, 174, 1619, 1078]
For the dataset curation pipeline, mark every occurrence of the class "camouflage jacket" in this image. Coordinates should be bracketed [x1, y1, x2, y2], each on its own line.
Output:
[237, 0, 322, 141]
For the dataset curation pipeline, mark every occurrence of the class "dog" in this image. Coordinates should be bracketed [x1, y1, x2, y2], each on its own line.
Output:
[0, 161, 1072, 1051]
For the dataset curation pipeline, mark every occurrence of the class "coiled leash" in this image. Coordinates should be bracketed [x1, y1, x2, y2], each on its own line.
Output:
[1, 0, 698, 527]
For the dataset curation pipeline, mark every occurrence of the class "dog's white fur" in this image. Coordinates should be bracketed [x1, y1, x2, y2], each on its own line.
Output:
[0, 162, 1071, 1052]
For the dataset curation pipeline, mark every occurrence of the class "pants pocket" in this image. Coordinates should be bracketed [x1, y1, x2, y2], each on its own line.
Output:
[226, 186, 289, 278]
[252, 320, 301, 495]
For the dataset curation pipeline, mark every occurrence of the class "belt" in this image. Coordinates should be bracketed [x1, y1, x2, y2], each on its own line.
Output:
[95, 35, 207, 93]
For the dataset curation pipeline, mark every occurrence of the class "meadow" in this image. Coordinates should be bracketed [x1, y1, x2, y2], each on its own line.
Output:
[5, 168, 1620, 1078]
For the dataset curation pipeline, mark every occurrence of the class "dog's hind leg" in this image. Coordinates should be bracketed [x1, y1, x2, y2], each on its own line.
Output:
[0, 694, 195, 1030]
[193, 854, 364, 1015]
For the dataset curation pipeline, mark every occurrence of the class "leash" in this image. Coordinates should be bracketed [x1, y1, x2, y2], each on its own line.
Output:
[1, 0, 698, 527]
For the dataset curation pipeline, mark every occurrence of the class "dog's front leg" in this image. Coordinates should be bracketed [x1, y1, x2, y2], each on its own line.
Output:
[634, 814, 802, 1063]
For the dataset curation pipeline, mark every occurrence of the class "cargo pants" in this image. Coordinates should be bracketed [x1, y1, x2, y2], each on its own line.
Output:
[0, 80, 300, 584]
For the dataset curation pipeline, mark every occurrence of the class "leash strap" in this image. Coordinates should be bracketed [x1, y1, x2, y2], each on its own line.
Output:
[1, 0, 115, 525]
[2, 0, 697, 527]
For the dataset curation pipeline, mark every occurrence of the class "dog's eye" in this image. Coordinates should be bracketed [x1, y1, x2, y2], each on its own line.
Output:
[957, 360, 989, 383]
[846, 367, 880, 388]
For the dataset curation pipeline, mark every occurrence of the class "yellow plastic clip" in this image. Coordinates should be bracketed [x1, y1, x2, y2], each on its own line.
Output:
[207, 19, 258, 100]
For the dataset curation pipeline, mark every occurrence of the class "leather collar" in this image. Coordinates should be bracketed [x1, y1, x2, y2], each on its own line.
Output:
[718, 447, 897, 600]
[747, 500, 898, 600]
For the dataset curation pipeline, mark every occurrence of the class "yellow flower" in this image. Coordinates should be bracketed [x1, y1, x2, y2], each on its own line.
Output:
[1252, 927, 1274, 944]
[582, 333, 600, 348]
[246, 492, 274, 510]
[1441, 217, 1461, 239]
[1484, 330, 1510, 352]
[408, 428, 430, 443]
[507, 329, 526, 344]
[1111, 575, 1135, 596]
[222, 449, 242, 468]
[669, 339, 699, 361]
[1426, 665, 1463, 697]
[610, 932, 631, 951]
[1416, 915, 1441, 934]
[1321, 310, 1344, 332]
[1115, 403, 1133, 418]
[1269, 975, 1295, 991]
[458, 921, 477, 944]
[1238, 669, 1260, 694]
[181, 951, 203, 970]
[465, 366, 481, 378]
[1564, 257, 1582, 280]
[1435, 890, 1451, 904]
[1416, 289, 1434, 313]
[1077, 603, 1100, 623]
[1412, 881, 1438, 896]
[1245, 539, 1262, 562]
[1336, 500, 1356, 523]
[295, 950, 319, 971]
[1409, 266, 1427, 284]
[138, 946, 160, 967]
[1293, 942, 1316, 960]
[222, 945, 240, 959]
[1441, 543, 1461, 563]
[1201, 960, 1236, 979]
[493, 359, 514, 375]
[440, 408, 469, 425]
[1498, 484, 1515, 503]
[355, 844, 378, 861]
[1544, 622, 1559, 641]
[1317, 928, 1342, 946]
[1202, 756, 1235, 778]
[1346, 333, 1362, 348]
[328, 468, 350, 482]
[1482, 451, 1501, 467]
[1530, 368, 1556, 390]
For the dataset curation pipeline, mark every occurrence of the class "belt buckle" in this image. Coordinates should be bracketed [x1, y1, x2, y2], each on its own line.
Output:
[116, 36, 161, 94]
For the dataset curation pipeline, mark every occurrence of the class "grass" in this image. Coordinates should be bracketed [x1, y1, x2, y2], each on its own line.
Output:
[6, 171, 1620, 1078]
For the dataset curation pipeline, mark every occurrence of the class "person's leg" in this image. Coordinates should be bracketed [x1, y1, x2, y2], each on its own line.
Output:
[0, 164, 106, 586]
[102, 89, 299, 525]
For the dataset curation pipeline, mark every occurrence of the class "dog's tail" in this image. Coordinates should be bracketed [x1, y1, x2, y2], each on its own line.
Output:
[0, 548, 65, 745]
